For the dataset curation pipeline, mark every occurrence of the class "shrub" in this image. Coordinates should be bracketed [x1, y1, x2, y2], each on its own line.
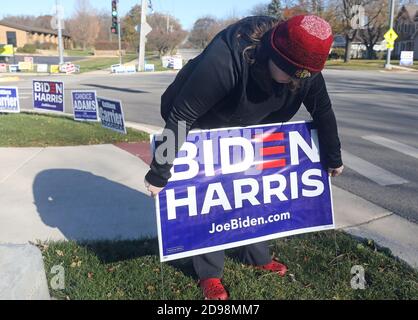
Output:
[39, 42, 58, 50]
[16, 44, 37, 54]
[94, 41, 128, 50]
[329, 48, 346, 60]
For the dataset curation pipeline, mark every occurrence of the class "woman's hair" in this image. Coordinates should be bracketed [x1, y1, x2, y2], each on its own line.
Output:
[238, 17, 301, 92]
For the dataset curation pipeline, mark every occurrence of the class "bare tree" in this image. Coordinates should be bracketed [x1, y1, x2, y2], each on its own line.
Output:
[96, 10, 113, 42]
[332, 0, 375, 62]
[2, 14, 53, 29]
[359, 0, 389, 59]
[188, 16, 221, 49]
[2, 15, 37, 26]
[121, 4, 142, 50]
[310, 0, 325, 14]
[250, 3, 270, 16]
[147, 13, 188, 56]
[67, 0, 100, 50]
[34, 15, 54, 29]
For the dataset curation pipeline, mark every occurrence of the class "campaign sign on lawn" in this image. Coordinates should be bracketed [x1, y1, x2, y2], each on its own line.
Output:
[154, 121, 335, 262]
[0, 87, 20, 113]
[97, 97, 126, 134]
[33, 80, 64, 112]
[71, 91, 99, 122]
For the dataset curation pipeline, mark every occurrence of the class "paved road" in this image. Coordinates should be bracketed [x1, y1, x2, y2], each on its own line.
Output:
[4, 69, 418, 223]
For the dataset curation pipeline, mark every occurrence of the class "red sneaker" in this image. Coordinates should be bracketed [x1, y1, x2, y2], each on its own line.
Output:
[256, 259, 288, 277]
[198, 278, 229, 300]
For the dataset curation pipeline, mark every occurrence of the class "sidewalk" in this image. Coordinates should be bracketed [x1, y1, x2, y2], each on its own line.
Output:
[0, 142, 417, 269]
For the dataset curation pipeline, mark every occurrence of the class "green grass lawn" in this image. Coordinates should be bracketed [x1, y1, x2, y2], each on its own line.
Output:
[74, 54, 138, 73]
[145, 53, 170, 72]
[0, 113, 149, 147]
[41, 231, 418, 300]
[65, 50, 94, 57]
[326, 59, 418, 71]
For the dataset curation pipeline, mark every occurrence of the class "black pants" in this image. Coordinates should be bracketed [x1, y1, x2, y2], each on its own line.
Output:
[193, 241, 271, 279]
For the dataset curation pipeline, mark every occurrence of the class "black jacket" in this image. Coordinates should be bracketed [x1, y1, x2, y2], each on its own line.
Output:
[146, 16, 343, 188]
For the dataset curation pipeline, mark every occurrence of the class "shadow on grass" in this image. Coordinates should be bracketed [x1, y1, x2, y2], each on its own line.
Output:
[79, 239, 197, 279]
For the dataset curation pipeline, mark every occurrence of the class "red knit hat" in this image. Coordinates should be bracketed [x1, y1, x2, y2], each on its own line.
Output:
[267, 15, 334, 79]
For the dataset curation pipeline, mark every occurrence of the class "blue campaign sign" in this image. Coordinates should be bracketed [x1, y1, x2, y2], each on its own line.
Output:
[33, 80, 64, 112]
[97, 97, 126, 134]
[71, 91, 99, 121]
[0, 87, 20, 113]
[154, 121, 335, 262]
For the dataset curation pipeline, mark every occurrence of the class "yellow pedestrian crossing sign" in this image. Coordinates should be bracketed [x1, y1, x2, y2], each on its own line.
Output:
[384, 28, 398, 44]
[386, 42, 394, 50]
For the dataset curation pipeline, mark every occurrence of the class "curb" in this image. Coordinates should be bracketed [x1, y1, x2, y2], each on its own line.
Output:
[0, 244, 50, 300]
[19, 109, 162, 134]
[344, 214, 418, 269]
[333, 185, 418, 269]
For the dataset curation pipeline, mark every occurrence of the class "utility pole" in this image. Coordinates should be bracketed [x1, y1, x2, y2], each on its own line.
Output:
[138, 0, 148, 71]
[385, 0, 396, 69]
[56, 0, 64, 65]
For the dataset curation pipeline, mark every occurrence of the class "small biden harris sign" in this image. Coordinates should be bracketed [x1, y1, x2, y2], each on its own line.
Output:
[154, 121, 335, 262]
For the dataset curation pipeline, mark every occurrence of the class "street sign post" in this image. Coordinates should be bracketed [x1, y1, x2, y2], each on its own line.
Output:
[138, 0, 153, 71]
[385, 0, 397, 69]
[51, 1, 65, 66]
[384, 28, 398, 44]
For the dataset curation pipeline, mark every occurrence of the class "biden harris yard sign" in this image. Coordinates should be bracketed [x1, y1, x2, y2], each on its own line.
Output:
[0, 87, 20, 113]
[154, 121, 335, 262]
[33, 80, 64, 112]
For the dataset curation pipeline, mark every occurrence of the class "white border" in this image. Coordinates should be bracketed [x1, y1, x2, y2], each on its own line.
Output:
[153, 120, 336, 262]
[32, 80, 65, 114]
[96, 96, 127, 135]
[71, 90, 100, 122]
[0, 86, 20, 113]
[159, 225, 336, 263]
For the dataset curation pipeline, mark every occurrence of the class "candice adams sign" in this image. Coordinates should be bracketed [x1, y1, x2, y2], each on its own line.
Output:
[154, 121, 335, 262]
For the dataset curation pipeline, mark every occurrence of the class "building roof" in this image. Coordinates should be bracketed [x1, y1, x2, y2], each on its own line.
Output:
[397, 4, 418, 22]
[404, 4, 418, 20]
[0, 20, 71, 38]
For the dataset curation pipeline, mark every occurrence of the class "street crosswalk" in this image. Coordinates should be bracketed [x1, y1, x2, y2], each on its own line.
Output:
[362, 135, 418, 160]
[342, 136, 417, 186]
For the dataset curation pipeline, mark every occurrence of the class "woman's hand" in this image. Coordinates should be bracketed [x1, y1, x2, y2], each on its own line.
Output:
[328, 165, 344, 178]
[144, 179, 164, 198]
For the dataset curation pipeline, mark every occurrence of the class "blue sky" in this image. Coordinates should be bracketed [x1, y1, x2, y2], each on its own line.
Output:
[2, 0, 269, 30]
